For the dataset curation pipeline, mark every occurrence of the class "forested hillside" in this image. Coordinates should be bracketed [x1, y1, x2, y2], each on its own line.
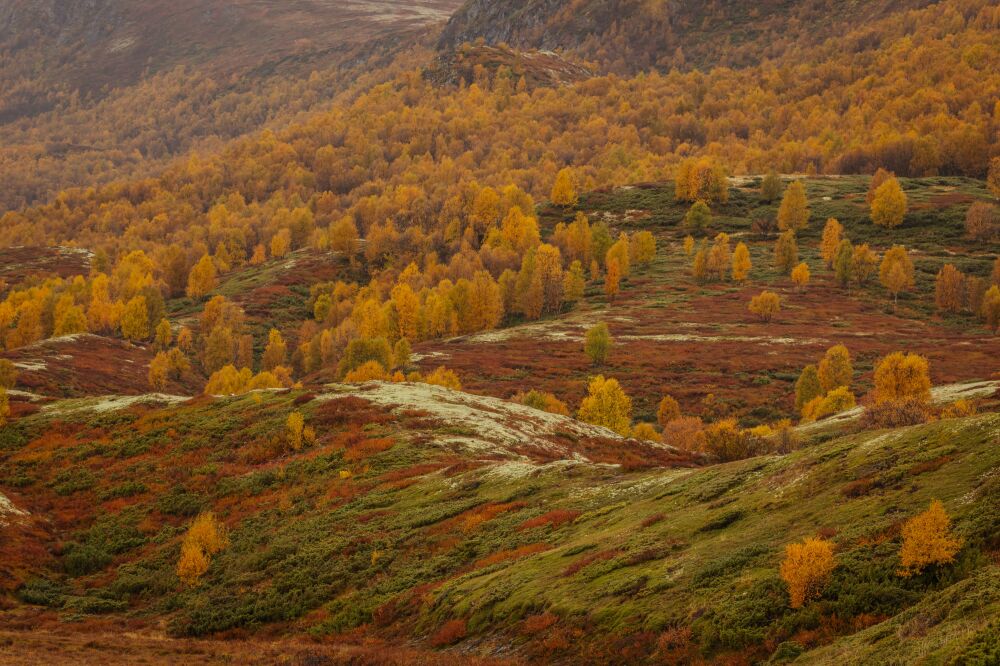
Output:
[1, 0, 999, 663]
[0, 0, 463, 209]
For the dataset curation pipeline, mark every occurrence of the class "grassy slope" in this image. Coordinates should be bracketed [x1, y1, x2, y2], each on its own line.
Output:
[1, 383, 998, 662]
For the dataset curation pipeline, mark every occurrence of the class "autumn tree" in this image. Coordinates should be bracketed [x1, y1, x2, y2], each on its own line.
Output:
[177, 541, 210, 587]
[684, 201, 711, 234]
[898, 500, 963, 577]
[657, 394, 681, 427]
[563, 260, 586, 304]
[339, 337, 393, 377]
[585, 322, 612, 365]
[819, 218, 844, 268]
[691, 244, 708, 282]
[833, 239, 854, 286]
[964, 202, 998, 242]
[879, 245, 915, 306]
[982, 285, 1000, 333]
[344, 360, 388, 383]
[578, 375, 632, 436]
[177, 512, 228, 587]
[749, 291, 781, 322]
[872, 352, 931, 405]
[683, 235, 695, 256]
[606, 234, 631, 278]
[149, 352, 170, 390]
[0, 388, 9, 427]
[675, 158, 728, 204]
[871, 176, 907, 228]
[53, 295, 88, 336]
[287, 411, 305, 450]
[989, 157, 1000, 199]
[270, 228, 291, 258]
[777, 180, 809, 231]
[604, 258, 621, 302]
[186, 254, 217, 300]
[866, 168, 895, 204]
[851, 244, 879, 287]
[329, 216, 360, 263]
[706, 233, 731, 281]
[791, 262, 810, 291]
[818, 344, 852, 393]
[154, 318, 172, 350]
[795, 365, 823, 412]
[732, 242, 751, 283]
[801, 386, 856, 422]
[0, 359, 16, 389]
[534, 243, 565, 314]
[934, 264, 965, 313]
[120, 296, 150, 341]
[391, 283, 420, 341]
[516, 390, 569, 416]
[780, 538, 836, 608]
[774, 230, 798, 274]
[551, 167, 578, 207]
[262, 329, 287, 371]
[760, 170, 783, 202]
[424, 366, 462, 390]
[630, 231, 656, 265]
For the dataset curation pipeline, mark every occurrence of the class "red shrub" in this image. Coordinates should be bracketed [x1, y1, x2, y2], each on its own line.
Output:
[430, 619, 467, 647]
[522, 612, 558, 635]
[519, 510, 581, 531]
[474, 543, 550, 569]
[640, 513, 665, 529]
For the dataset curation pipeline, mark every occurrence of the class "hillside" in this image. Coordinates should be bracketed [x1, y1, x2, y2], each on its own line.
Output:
[1, 382, 997, 663]
[437, 0, 936, 73]
[2, 0, 1000, 663]
[0, 0, 464, 209]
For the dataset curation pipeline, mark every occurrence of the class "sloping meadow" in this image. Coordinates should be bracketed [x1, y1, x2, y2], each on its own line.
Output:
[0, 385, 997, 662]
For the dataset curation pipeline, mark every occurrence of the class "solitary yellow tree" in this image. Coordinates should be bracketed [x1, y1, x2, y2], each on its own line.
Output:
[176, 512, 228, 587]
[871, 177, 907, 228]
[777, 180, 809, 231]
[585, 322, 612, 365]
[780, 537, 836, 608]
[749, 291, 781, 322]
[899, 500, 962, 577]
[732, 242, 751, 283]
[791, 262, 810, 291]
[551, 168, 578, 207]
[872, 352, 931, 405]
[287, 411, 305, 450]
[820, 218, 844, 268]
[578, 375, 632, 436]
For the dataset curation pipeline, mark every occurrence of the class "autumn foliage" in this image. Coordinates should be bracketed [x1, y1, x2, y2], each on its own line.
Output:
[780, 538, 837, 609]
[898, 500, 963, 577]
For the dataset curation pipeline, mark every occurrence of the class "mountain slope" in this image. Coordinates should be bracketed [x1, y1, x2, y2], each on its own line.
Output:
[438, 0, 936, 72]
[1, 383, 997, 663]
[0, 0, 464, 210]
